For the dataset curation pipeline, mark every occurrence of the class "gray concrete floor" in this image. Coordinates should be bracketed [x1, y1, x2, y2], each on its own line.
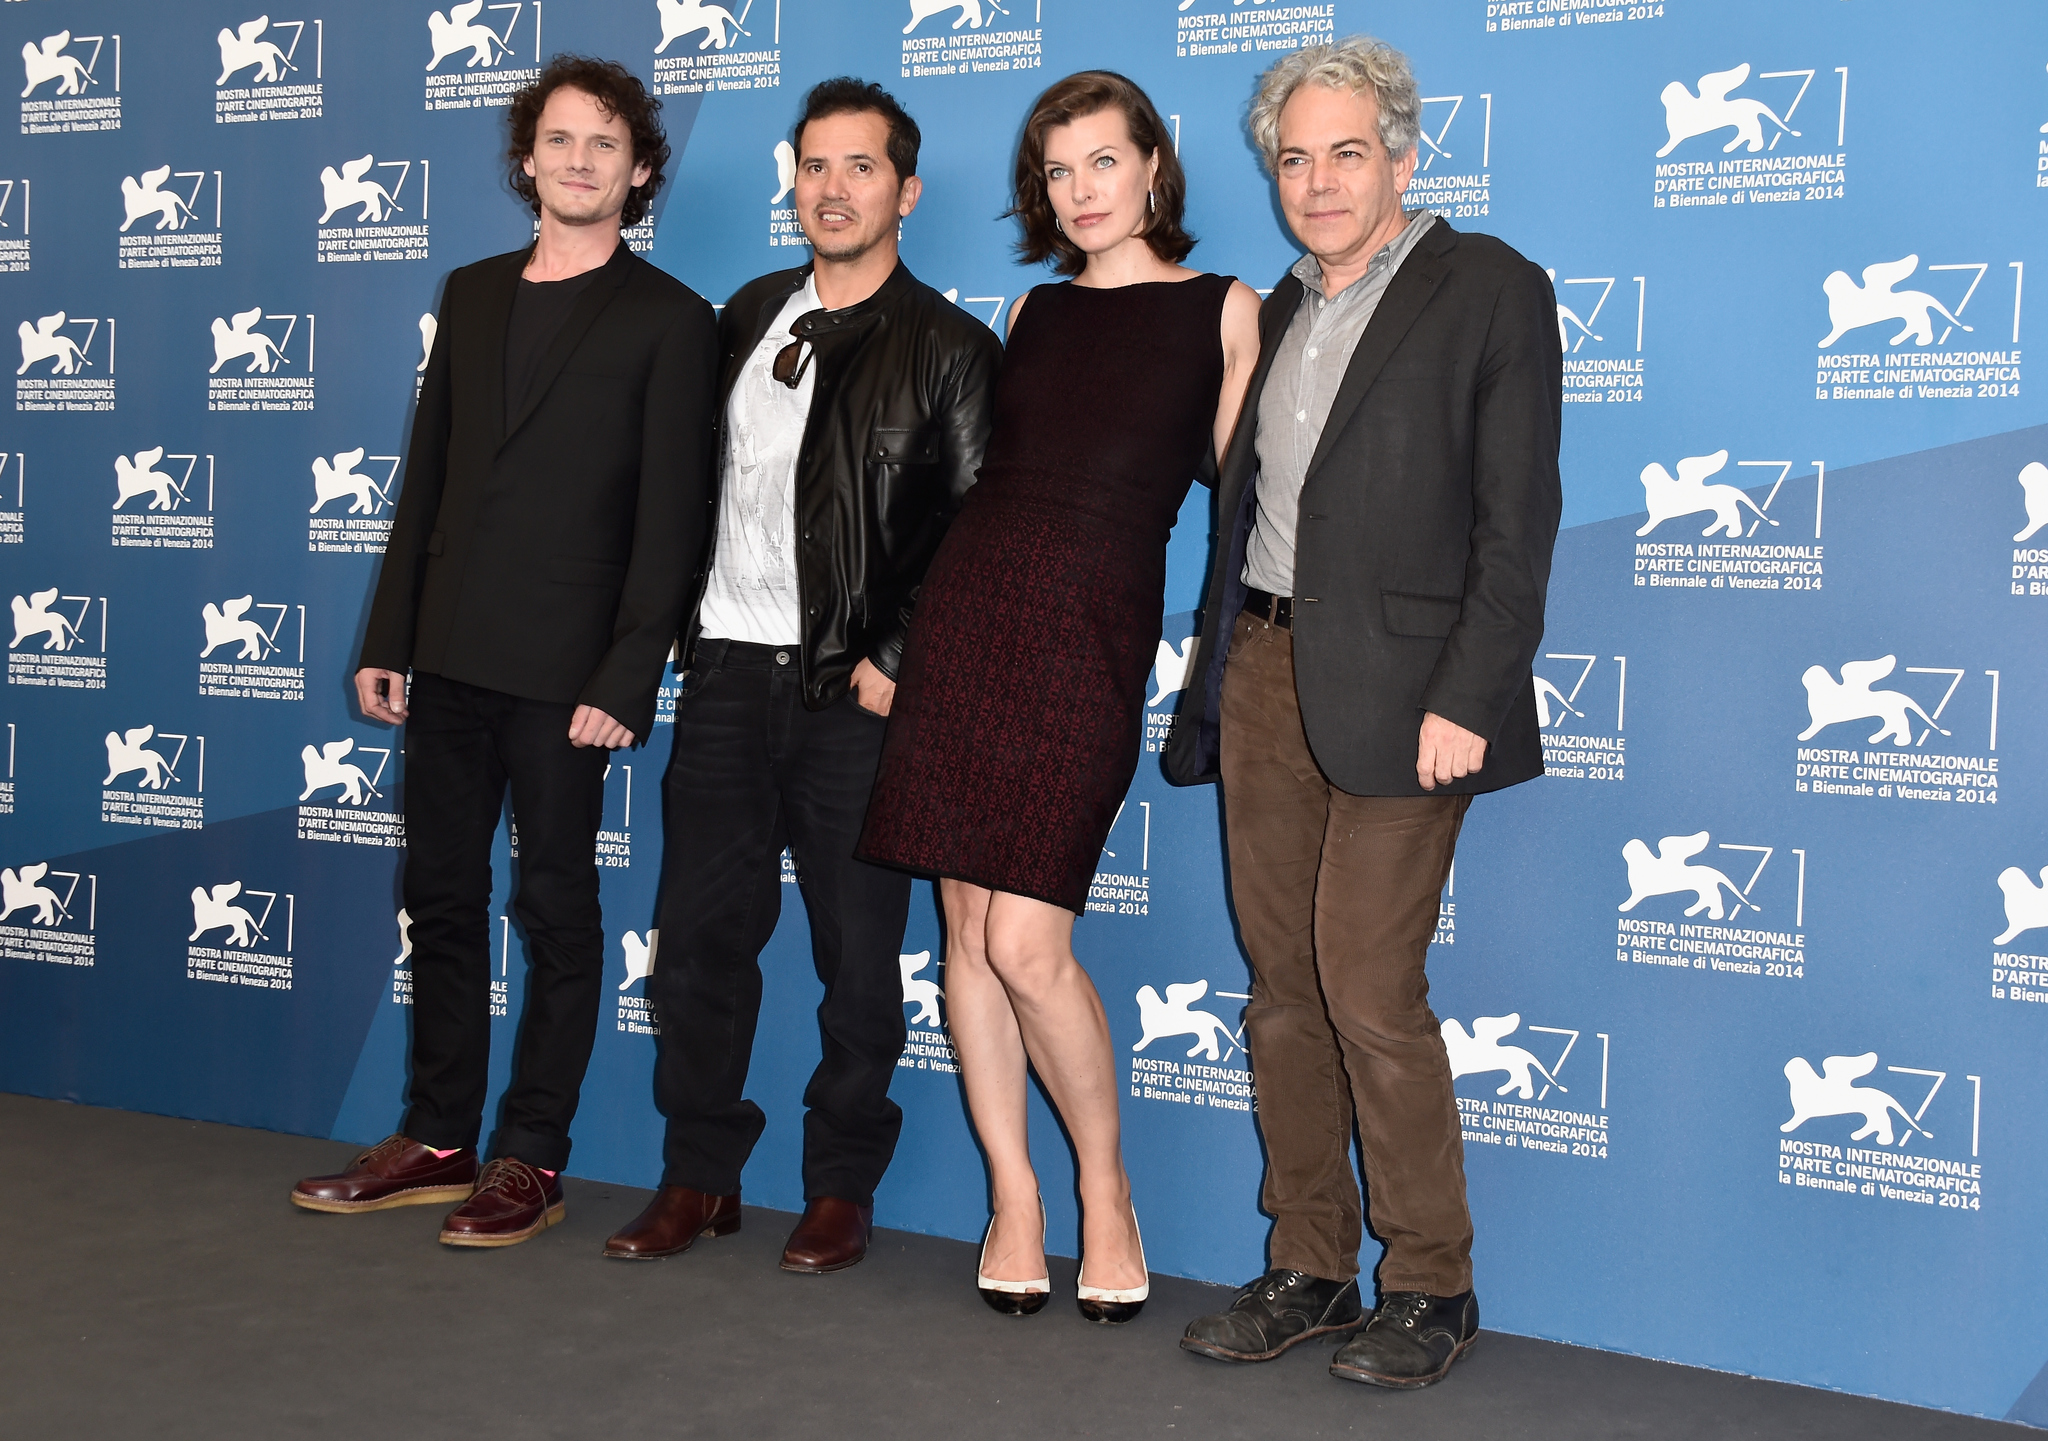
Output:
[0, 1092, 2029, 1440]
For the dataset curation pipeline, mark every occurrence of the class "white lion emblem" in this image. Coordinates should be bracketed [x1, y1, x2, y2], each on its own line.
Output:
[1994, 866, 2048, 947]
[904, 0, 984, 34]
[900, 950, 944, 1027]
[300, 739, 380, 806]
[1619, 832, 1744, 920]
[426, 1, 507, 70]
[620, 929, 657, 990]
[201, 596, 272, 660]
[1133, 979, 1237, 1062]
[216, 18, 297, 85]
[1796, 655, 1946, 748]
[1655, 63, 1800, 158]
[317, 154, 402, 224]
[1442, 1014, 1557, 1101]
[1148, 635, 1195, 708]
[17, 313, 88, 375]
[210, 307, 286, 374]
[1782, 1053, 1924, 1147]
[0, 862, 66, 926]
[10, 588, 79, 651]
[1636, 450, 1776, 539]
[21, 32, 91, 98]
[114, 447, 181, 511]
[120, 166, 195, 233]
[104, 725, 174, 790]
[1819, 256, 1970, 350]
[189, 882, 262, 948]
[656, 0, 743, 51]
[310, 448, 390, 515]
[2014, 461, 2048, 544]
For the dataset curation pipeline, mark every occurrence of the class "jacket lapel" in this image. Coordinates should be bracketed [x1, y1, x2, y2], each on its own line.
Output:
[479, 247, 528, 446]
[1302, 222, 1456, 482]
[498, 242, 636, 448]
[720, 268, 807, 409]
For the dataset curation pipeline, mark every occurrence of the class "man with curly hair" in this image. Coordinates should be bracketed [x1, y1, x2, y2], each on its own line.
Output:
[1170, 36, 1560, 1387]
[290, 57, 718, 1249]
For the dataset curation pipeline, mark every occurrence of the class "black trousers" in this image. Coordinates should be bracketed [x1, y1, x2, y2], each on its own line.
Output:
[399, 672, 609, 1171]
[651, 639, 911, 1205]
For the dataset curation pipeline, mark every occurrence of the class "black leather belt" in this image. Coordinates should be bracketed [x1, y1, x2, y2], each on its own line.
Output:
[1243, 588, 1294, 629]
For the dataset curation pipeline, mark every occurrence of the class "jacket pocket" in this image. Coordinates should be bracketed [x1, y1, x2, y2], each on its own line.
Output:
[869, 427, 938, 465]
[548, 557, 627, 588]
[426, 531, 446, 556]
[1381, 590, 1462, 637]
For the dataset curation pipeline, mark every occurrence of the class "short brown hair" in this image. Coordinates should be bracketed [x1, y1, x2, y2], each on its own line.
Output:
[1008, 71, 1194, 278]
[507, 56, 669, 228]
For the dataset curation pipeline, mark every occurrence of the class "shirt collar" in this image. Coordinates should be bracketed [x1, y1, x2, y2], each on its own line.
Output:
[1290, 208, 1437, 301]
[781, 274, 822, 335]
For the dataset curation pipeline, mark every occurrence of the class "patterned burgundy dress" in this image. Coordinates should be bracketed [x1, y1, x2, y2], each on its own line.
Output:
[857, 273, 1231, 914]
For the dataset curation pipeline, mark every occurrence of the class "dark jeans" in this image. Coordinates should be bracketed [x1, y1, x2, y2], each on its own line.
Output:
[399, 672, 609, 1172]
[651, 639, 911, 1205]
[1219, 614, 1476, 1296]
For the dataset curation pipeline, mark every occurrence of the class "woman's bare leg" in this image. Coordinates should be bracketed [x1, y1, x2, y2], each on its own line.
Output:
[981, 891, 1144, 1291]
[939, 878, 1044, 1285]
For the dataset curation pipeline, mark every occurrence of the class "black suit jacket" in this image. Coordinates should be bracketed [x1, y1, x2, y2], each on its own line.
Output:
[360, 242, 718, 739]
[1166, 220, 1562, 796]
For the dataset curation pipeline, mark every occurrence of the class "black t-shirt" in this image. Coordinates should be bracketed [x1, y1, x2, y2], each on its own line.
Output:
[504, 267, 601, 418]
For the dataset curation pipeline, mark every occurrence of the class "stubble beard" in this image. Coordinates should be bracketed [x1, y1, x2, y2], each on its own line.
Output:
[808, 222, 884, 265]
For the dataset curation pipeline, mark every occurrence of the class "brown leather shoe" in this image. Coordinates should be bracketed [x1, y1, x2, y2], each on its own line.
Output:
[779, 1197, 874, 1274]
[603, 1185, 742, 1260]
[438, 1157, 564, 1248]
[290, 1135, 478, 1214]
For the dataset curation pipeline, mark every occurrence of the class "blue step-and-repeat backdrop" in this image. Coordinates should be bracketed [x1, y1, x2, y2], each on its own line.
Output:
[2, 0, 2044, 1423]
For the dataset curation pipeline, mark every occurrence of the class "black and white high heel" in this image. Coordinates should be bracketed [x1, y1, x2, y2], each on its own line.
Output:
[976, 1198, 1050, 1316]
[1076, 1206, 1148, 1324]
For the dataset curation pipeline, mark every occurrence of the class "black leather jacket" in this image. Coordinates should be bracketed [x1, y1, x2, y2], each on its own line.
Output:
[686, 261, 1001, 708]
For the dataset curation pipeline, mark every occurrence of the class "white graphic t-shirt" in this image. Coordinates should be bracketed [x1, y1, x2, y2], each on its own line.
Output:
[697, 276, 821, 646]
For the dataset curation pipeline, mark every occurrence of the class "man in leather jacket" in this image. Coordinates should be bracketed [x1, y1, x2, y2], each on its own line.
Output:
[604, 79, 1001, 1273]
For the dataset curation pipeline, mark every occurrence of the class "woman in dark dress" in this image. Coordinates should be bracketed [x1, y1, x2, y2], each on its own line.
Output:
[857, 72, 1259, 1322]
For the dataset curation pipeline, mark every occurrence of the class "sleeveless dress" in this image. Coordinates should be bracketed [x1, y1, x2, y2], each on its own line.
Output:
[857, 273, 1232, 914]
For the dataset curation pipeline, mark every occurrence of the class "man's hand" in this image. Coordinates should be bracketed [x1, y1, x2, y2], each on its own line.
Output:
[850, 657, 896, 717]
[1417, 711, 1487, 791]
[356, 668, 409, 725]
[569, 704, 634, 750]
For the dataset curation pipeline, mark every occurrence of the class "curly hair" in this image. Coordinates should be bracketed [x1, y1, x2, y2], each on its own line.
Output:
[1248, 38, 1421, 174]
[507, 56, 669, 228]
[1008, 71, 1194, 278]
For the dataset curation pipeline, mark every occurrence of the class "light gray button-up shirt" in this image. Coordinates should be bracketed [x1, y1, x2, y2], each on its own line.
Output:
[1242, 208, 1438, 596]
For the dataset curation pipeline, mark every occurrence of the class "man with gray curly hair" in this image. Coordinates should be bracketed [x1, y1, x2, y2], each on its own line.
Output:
[1168, 36, 1561, 1389]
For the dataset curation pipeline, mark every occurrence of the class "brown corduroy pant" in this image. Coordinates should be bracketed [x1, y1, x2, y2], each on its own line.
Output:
[1218, 612, 1475, 1296]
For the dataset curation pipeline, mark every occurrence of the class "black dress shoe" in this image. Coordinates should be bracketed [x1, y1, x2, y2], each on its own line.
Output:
[1180, 1270, 1364, 1362]
[1329, 1290, 1479, 1388]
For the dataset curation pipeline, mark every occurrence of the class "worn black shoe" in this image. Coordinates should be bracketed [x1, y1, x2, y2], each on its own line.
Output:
[1329, 1290, 1479, 1388]
[1180, 1270, 1364, 1363]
